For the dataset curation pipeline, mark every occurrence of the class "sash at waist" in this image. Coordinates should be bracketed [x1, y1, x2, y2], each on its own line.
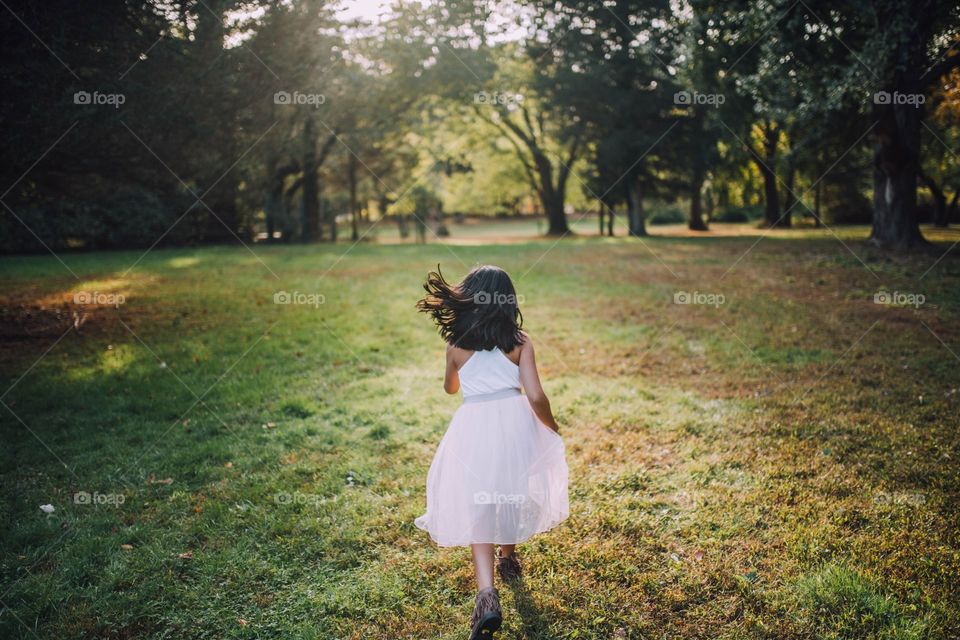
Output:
[462, 388, 522, 404]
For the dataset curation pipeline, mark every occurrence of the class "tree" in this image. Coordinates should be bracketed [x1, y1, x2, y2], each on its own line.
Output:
[470, 47, 584, 235]
[914, 68, 960, 227]
[787, 0, 960, 248]
[526, 0, 680, 237]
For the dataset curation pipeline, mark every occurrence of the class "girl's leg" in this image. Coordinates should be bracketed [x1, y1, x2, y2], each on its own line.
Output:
[495, 544, 522, 582]
[470, 544, 496, 590]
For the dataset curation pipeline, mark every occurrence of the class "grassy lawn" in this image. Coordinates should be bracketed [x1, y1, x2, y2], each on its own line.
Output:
[1, 231, 959, 639]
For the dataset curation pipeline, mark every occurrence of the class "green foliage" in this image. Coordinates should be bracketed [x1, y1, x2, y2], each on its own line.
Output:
[713, 206, 764, 223]
[1, 189, 202, 252]
[824, 184, 874, 225]
[647, 205, 687, 225]
[4, 1, 959, 251]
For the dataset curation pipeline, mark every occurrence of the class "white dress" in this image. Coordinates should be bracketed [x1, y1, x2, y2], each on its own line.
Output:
[414, 347, 569, 547]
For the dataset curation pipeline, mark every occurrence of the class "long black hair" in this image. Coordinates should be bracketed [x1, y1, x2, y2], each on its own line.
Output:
[416, 264, 524, 352]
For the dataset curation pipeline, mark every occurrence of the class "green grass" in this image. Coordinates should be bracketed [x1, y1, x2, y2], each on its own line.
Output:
[1, 230, 959, 638]
[794, 565, 927, 640]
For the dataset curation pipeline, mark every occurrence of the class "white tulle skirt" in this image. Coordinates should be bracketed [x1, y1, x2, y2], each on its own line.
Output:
[415, 392, 569, 547]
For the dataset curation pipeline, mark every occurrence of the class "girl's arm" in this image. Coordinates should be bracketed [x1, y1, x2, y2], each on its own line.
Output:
[444, 344, 460, 394]
[518, 336, 560, 433]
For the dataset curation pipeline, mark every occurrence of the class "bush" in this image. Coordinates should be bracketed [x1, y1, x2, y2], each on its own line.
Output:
[823, 182, 873, 224]
[647, 204, 686, 225]
[713, 206, 764, 223]
[0, 188, 203, 253]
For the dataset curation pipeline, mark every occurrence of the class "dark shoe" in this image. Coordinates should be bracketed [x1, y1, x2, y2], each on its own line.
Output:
[469, 587, 502, 639]
[496, 549, 522, 582]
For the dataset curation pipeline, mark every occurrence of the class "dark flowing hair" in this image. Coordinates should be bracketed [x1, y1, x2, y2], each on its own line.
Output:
[416, 264, 524, 352]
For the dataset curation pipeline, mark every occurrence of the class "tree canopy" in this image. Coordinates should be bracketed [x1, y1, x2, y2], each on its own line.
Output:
[1, 0, 958, 251]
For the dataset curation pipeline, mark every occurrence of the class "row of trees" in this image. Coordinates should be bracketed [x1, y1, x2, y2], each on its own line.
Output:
[1, 0, 958, 253]
[460, 0, 960, 247]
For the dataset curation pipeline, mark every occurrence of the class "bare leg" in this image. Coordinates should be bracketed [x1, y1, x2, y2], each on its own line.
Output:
[499, 544, 515, 557]
[470, 543, 495, 590]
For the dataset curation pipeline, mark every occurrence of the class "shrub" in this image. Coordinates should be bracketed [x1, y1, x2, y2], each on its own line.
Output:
[823, 182, 873, 224]
[0, 188, 203, 253]
[713, 206, 764, 223]
[648, 205, 686, 225]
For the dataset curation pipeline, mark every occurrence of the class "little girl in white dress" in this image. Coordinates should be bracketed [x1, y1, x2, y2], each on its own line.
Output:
[415, 265, 569, 640]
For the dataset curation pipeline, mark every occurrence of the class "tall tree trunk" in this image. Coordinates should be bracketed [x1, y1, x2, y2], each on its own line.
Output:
[194, 0, 240, 243]
[264, 160, 283, 243]
[626, 178, 646, 237]
[607, 207, 614, 236]
[265, 196, 276, 242]
[327, 196, 337, 243]
[531, 148, 570, 235]
[919, 172, 948, 227]
[748, 123, 783, 227]
[377, 194, 390, 222]
[316, 181, 325, 242]
[782, 155, 796, 228]
[538, 187, 569, 235]
[348, 154, 359, 241]
[205, 182, 240, 242]
[718, 184, 730, 211]
[385, 192, 408, 238]
[814, 178, 823, 228]
[689, 164, 708, 231]
[869, 100, 925, 248]
[758, 160, 779, 227]
[867, 3, 929, 249]
[301, 120, 320, 243]
[598, 201, 605, 236]
[753, 124, 782, 227]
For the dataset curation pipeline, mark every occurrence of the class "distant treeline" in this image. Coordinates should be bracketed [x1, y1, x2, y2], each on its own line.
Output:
[1, 0, 958, 254]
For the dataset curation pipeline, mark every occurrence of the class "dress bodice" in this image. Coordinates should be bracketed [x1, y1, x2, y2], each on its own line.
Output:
[459, 348, 520, 397]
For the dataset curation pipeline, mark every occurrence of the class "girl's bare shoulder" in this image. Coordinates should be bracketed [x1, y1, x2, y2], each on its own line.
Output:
[503, 331, 531, 365]
[446, 343, 474, 368]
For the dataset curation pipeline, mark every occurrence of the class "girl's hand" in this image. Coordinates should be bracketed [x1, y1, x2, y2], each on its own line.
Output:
[536, 416, 560, 435]
[443, 344, 462, 394]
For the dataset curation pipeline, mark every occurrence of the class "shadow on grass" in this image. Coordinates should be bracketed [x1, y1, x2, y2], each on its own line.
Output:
[507, 578, 552, 639]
